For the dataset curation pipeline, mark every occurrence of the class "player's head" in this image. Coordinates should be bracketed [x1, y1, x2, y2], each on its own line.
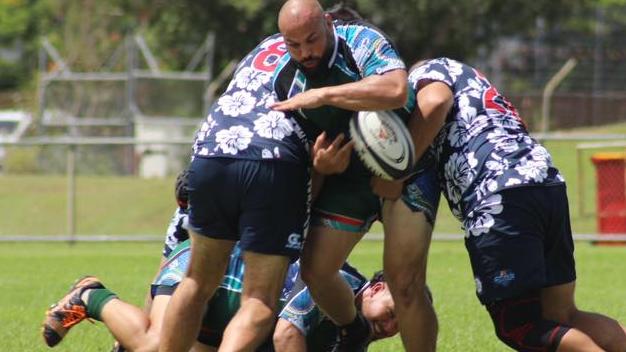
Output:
[175, 168, 189, 209]
[326, 3, 363, 21]
[360, 271, 399, 340]
[278, 0, 334, 76]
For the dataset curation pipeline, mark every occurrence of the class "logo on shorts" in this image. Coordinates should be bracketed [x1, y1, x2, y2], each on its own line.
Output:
[286, 233, 302, 250]
[493, 270, 516, 287]
[474, 277, 483, 294]
[262, 148, 274, 159]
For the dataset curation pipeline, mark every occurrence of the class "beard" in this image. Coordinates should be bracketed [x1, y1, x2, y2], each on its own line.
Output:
[296, 35, 334, 79]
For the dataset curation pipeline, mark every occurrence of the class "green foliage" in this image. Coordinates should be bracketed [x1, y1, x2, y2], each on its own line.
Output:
[2, 0, 619, 91]
[0, 0, 30, 41]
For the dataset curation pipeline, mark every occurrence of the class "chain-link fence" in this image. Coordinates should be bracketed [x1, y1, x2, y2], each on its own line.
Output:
[2, 136, 626, 242]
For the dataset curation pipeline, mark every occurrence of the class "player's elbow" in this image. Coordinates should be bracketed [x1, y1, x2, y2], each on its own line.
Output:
[388, 82, 408, 108]
[416, 83, 454, 118]
[385, 74, 409, 108]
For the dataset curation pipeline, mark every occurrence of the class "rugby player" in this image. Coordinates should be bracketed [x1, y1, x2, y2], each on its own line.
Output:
[158, 28, 311, 351]
[271, 1, 439, 350]
[397, 57, 626, 351]
[41, 240, 401, 352]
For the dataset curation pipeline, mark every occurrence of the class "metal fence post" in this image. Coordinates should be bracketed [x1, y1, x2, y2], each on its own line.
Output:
[66, 144, 76, 244]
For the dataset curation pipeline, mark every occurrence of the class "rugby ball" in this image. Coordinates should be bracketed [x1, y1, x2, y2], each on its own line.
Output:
[349, 110, 416, 180]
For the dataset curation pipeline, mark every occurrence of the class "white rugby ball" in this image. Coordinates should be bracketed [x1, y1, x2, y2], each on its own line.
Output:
[349, 110, 416, 180]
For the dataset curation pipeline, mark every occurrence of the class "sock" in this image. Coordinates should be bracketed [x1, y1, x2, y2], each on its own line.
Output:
[85, 288, 117, 321]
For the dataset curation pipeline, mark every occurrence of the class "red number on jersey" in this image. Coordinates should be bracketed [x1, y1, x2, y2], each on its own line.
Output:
[252, 40, 287, 72]
[483, 86, 525, 125]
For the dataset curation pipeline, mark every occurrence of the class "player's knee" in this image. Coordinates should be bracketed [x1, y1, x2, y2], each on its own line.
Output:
[386, 270, 426, 307]
[300, 260, 331, 289]
[273, 320, 302, 351]
[487, 292, 570, 352]
[542, 304, 579, 326]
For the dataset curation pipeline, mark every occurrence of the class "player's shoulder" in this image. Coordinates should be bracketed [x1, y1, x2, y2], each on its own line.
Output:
[409, 57, 468, 84]
[334, 19, 384, 37]
[413, 57, 467, 73]
[339, 262, 368, 291]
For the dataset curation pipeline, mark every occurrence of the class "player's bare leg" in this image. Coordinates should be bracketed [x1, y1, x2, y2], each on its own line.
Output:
[219, 251, 290, 351]
[97, 295, 167, 351]
[273, 318, 307, 352]
[191, 344, 218, 352]
[542, 282, 626, 351]
[382, 199, 437, 352]
[159, 232, 234, 352]
[300, 227, 364, 326]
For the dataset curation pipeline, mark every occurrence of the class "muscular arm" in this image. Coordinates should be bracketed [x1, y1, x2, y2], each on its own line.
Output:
[273, 318, 307, 352]
[409, 81, 453, 160]
[272, 70, 408, 112]
[371, 81, 452, 200]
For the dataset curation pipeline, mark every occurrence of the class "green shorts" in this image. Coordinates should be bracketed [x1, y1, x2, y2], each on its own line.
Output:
[197, 287, 241, 347]
[312, 160, 380, 233]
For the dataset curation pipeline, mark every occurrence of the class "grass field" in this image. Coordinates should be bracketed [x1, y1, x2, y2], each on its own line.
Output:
[3, 240, 626, 351]
[2, 123, 626, 351]
[3, 123, 626, 237]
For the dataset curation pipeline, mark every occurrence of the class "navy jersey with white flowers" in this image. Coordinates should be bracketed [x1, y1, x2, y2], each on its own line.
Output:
[192, 34, 308, 164]
[408, 58, 564, 233]
[273, 19, 414, 140]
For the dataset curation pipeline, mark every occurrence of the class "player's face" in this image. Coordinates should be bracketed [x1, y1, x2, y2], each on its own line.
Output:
[361, 282, 398, 339]
[282, 14, 333, 72]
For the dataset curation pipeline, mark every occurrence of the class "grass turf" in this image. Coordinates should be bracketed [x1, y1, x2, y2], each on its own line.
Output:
[3, 132, 626, 237]
[3, 240, 625, 351]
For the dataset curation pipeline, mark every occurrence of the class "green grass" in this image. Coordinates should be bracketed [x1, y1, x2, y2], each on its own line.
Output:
[3, 241, 625, 351]
[0, 138, 614, 237]
[0, 175, 174, 236]
[2, 122, 626, 236]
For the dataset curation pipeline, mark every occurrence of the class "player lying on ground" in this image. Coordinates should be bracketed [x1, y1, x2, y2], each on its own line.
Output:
[41, 239, 404, 351]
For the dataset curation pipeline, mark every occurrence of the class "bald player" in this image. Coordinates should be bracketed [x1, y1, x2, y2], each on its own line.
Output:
[271, 2, 433, 351]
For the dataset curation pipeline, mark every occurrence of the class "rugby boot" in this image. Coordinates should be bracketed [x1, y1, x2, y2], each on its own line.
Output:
[331, 312, 372, 352]
[42, 276, 104, 347]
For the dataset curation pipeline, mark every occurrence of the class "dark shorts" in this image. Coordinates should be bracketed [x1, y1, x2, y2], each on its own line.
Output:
[312, 170, 380, 233]
[401, 165, 441, 226]
[187, 157, 310, 259]
[465, 184, 576, 305]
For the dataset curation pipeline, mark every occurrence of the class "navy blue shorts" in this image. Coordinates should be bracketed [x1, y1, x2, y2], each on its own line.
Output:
[187, 157, 310, 259]
[465, 184, 576, 305]
[401, 164, 441, 226]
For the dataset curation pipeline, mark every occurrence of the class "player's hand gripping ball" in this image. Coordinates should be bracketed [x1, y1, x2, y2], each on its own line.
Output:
[349, 110, 416, 180]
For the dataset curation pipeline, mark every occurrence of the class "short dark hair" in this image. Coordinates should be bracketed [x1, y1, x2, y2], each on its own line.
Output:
[326, 2, 362, 21]
[369, 270, 385, 284]
[175, 169, 190, 209]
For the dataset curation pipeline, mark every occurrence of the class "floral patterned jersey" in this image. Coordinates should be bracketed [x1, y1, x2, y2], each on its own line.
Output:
[408, 58, 564, 235]
[192, 34, 309, 164]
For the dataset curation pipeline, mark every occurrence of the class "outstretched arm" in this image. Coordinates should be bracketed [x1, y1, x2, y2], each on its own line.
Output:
[271, 70, 408, 112]
[371, 81, 452, 200]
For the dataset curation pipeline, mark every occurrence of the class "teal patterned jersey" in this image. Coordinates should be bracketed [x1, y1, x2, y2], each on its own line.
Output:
[273, 19, 415, 142]
[278, 262, 368, 345]
[152, 241, 366, 348]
